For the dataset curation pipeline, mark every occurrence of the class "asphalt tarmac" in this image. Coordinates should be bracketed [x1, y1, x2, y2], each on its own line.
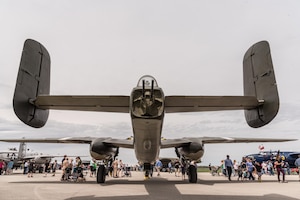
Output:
[0, 169, 300, 200]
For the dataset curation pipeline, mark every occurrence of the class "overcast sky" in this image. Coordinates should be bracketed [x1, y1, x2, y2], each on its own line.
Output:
[0, 0, 300, 166]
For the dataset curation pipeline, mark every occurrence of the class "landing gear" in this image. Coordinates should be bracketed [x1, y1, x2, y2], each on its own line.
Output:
[97, 165, 106, 183]
[177, 154, 198, 184]
[144, 170, 150, 180]
[143, 163, 152, 180]
[188, 164, 197, 183]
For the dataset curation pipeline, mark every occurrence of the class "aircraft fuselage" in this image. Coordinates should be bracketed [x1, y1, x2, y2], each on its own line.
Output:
[130, 75, 164, 164]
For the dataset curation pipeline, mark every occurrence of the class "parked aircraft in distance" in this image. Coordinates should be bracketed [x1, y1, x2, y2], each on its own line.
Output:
[245, 151, 300, 168]
[5, 39, 295, 184]
[0, 142, 58, 167]
[0, 147, 18, 160]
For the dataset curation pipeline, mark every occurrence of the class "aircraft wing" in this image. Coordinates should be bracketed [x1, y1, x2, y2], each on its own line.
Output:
[199, 137, 297, 144]
[164, 96, 261, 112]
[22, 155, 56, 160]
[0, 150, 18, 154]
[161, 138, 191, 148]
[102, 138, 134, 149]
[0, 136, 293, 150]
[0, 137, 97, 144]
[34, 95, 130, 113]
[34, 95, 260, 113]
[161, 137, 296, 148]
[0, 137, 134, 149]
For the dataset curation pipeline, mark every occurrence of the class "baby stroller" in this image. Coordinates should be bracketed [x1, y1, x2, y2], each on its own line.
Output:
[211, 166, 220, 176]
[123, 166, 132, 177]
[61, 167, 72, 181]
[71, 167, 85, 182]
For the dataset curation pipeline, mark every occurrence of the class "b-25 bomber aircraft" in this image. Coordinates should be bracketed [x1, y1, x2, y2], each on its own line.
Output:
[3, 39, 294, 184]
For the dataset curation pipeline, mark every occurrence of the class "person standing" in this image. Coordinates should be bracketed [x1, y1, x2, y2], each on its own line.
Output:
[74, 157, 82, 174]
[61, 155, 67, 165]
[6, 160, 14, 175]
[27, 160, 35, 178]
[274, 153, 287, 183]
[174, 159, 180, 177]
[89, 159, 97, 177]
[118, 159, 124, 177]
[61, 157, 69, 181]
[168, 161, 172, 173]
[267, 160, 274, 176]
[181, 161, 186, 180]
[254, 161, 263, 182]
[52, 160, 57, 176]
[112, 159, 118, 178]
[155, 159, 163, 176]
[233, 160, 239, 176]
[220, 160, 226, 176]
[224, 155, 233, 181]
[0, 160, 5, 175]
[23, 161, 29, 175]
[246, 158, 255, 180]
[294, 154, 300, 181]
[44, 160, 50, 177]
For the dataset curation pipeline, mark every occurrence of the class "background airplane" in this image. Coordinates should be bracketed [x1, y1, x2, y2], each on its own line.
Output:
[0, 141, 60, 167]
[6, 39, 293, 183]
[245, 151, 300, 168]
[0, 147, 18, 161]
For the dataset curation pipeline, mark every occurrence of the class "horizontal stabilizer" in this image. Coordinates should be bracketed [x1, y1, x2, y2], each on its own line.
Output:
[165, 96, 260, 112]
[34, 95, 130, 113]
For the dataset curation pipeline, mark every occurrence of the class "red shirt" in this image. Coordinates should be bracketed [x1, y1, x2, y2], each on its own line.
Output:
[0, 161, 5, 169]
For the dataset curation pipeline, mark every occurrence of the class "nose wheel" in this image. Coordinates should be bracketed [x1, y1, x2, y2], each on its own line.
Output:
[144, 170, 150, 180]
[143, 163, 152, 180]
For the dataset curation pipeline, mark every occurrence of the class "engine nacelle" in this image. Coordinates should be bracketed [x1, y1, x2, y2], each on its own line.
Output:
[176, 142, 204, 162]
[90, 138, 118, 160]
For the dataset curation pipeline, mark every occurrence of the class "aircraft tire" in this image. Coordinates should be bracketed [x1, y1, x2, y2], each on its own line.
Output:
[188, 165, 197, 183]
[97, 165, 106, 184]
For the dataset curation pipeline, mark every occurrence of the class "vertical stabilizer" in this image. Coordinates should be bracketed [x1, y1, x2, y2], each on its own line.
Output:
[18, 142, 27, 159]
[243, 41, 279, 128]
[13, 39, 50, 128]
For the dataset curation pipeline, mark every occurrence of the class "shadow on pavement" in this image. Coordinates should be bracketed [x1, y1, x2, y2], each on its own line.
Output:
[10, 176, 299, 200]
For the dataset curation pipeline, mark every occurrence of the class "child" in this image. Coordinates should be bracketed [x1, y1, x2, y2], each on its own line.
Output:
[243, 169, 248, 181]
[237, 165, 243, 181]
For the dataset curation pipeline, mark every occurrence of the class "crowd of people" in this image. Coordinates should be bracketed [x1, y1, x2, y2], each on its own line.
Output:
[107, 158, 132, 178]
[0, 155, 86, 181]
[2, 153, 300, 184]
[60, 155, 86, 181]
[0, 159, 14, 175]
[210, 153, 300, 183]
[0, 155, 137, 181]
[141, 158, 192, 180]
